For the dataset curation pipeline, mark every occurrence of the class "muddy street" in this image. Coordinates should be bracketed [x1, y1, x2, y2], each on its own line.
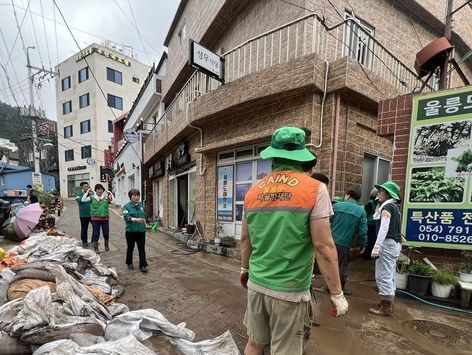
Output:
[55, 201, 472, 354]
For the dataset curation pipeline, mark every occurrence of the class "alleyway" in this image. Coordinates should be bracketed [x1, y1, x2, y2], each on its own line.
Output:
[55, 201, 472, 355]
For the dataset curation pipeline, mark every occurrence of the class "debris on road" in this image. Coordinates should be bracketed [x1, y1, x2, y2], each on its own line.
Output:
[0, 232, 240, 354]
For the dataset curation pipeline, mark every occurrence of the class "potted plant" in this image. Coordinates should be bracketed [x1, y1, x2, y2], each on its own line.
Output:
[459, 251, 472, 283]
[407, 260, 434, 296]
[395, 246, 420, 290]
[431, 269, 459, 298]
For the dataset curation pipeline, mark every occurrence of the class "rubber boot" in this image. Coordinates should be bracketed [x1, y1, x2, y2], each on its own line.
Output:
[92, 241, 99, 254]
[369, 299, 393, 316]
[105, 240, 109, 251]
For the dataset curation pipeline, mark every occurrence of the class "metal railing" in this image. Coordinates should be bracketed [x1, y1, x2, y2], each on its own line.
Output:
[144, 14, 428, 161]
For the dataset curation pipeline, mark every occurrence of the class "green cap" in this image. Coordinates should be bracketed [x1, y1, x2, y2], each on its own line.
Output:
[260, 127, 316, 162]
[332, 196, 343, 204]
[375, 180, 400, 201]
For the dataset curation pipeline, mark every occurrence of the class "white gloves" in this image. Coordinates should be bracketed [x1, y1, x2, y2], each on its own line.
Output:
[371, 244, 381, 258]
[330, 292, 348, 317]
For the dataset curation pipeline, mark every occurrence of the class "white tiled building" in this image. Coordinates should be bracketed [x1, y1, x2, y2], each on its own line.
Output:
[55, 43, 149, 198]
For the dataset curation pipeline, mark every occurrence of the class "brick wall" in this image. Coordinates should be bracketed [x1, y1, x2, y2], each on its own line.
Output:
[378, 94, 413, 201]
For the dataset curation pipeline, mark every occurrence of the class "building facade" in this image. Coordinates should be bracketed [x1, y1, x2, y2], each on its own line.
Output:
[143, 0, 472, 239]
[55, 43, 149, 198]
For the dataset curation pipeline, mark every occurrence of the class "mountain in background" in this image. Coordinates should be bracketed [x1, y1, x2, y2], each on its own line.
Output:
[0, 101, 43, 144]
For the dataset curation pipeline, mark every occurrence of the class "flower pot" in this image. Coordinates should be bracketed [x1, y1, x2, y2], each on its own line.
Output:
[395, 272, 408, 290]
[431, 282, 453, 298]
[214, 237, 221, 246]
[408, 274, 431, 296]
[459, 272, 472, 283]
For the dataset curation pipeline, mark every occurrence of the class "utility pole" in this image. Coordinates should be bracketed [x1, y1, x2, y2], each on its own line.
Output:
[25, 47, 58, 177]
[439, 0, 454, 90]
[26, 46, 40, 175]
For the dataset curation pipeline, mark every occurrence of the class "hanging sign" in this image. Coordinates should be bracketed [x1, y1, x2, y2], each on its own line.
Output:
[403, 87, 472, 250]
[189, 40, 225, 83]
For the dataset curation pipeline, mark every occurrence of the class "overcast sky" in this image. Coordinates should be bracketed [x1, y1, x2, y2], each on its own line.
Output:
[0, 0, 180, 121]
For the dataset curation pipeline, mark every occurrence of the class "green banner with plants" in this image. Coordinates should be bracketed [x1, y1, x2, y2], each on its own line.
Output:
[403, 87, 472, 250]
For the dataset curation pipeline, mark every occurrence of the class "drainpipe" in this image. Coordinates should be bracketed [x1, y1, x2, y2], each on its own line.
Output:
[186, 100, 206, 176]
[331, 93, 341, 198]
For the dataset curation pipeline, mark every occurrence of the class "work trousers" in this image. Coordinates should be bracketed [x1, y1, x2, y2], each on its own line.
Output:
[91, 220, 110, 242]
[80, 217, 91, 243]
[335, 243, 350, 290]
[375, 238, 401, 297]
[125, 231, 148, 268]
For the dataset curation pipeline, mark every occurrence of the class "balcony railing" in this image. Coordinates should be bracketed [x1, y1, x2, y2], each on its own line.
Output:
[144, 14, 429, 161]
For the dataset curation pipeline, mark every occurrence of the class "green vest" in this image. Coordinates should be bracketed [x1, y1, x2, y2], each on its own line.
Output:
[76, 191, 91, 217]
[90, 197, 110, 217]
[243, 167, 320, 292]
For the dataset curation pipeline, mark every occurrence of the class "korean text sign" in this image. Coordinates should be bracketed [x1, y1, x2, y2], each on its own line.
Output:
[403, 87, 472, 250]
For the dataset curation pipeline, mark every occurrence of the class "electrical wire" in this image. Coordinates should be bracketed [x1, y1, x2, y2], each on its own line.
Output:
[9, 3, 161, 58]
[126, 0, 151, 63]
[11, 0, 28, 54]
[28, 2, 45, 67]
[3, 0, 30, 70]
[39, 0, 52, 69]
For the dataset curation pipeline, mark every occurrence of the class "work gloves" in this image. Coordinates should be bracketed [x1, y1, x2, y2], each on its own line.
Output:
[330, 292, 349, 317]
[371, 244, 381, 258]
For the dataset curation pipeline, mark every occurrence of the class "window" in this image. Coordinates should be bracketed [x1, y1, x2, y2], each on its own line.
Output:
[108, 120, 114, 133]
[178, 24, 187, 45]
[78, 66, 89, 83]
[61, 76, 71, 91]
[65, 149, 74, 162]
[62, 100, 72, 114]
[64, 125, 73, 138]
[361, 154, 391, 203]
[107, 94, 123, 110]
[79, 93, 90, 108]
[132, 76, 140, 84]
[107, 67, 122, 85]
[81, 145, 92, 159]
[343, 12, 375, 69]
[80, 120, 91, 134]
[216, 144, 271, 226]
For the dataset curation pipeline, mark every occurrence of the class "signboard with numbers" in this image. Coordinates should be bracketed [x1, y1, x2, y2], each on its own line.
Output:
[403, 87, 472, 250]
[189, 40, 225, 83]
[217, 166, 233, 221]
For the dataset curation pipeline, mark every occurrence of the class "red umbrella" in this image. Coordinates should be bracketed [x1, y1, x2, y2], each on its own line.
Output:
[14, 202, 43, 241]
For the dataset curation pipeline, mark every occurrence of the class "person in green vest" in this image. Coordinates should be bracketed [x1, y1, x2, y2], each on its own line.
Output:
[122, 189, 148, 273]
[240, 127, 348, 355]
[81, 183, 115, 253]
[75, 181, 91, 247]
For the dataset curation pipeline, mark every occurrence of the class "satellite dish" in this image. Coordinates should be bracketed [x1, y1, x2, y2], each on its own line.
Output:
[415, 37, 453, 78]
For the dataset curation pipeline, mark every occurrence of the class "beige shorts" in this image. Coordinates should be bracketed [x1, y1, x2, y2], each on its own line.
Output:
[244, 289, 310, 354]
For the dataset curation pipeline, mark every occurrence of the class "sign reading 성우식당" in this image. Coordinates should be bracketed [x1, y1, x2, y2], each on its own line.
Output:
[403, 87, 472, 250]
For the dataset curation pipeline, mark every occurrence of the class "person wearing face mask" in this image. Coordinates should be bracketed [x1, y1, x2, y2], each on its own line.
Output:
[369, 181, 402, 316]
[81, 183, 115, 253]
[122, 189, 148, 273]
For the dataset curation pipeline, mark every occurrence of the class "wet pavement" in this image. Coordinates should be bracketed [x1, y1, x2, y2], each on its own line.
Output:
[3, 200, 472, 354]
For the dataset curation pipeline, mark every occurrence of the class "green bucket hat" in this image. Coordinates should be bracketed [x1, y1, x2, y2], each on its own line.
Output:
[375, 180, 400, 201]
[260, 127, 316, 162]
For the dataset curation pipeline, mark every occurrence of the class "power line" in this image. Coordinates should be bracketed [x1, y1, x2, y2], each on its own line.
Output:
[9, 3, 161, 59]
[39, 0, 53, 69]
[11, 0, 28, 54]
[53, 2, 58, 65]
[28, 4, 45, 67]
[4, 0, 30, 69]
[127, 0, 151, 62]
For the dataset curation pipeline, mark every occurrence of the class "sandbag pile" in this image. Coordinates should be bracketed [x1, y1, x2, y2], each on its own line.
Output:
[0, 233, 240, 355]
